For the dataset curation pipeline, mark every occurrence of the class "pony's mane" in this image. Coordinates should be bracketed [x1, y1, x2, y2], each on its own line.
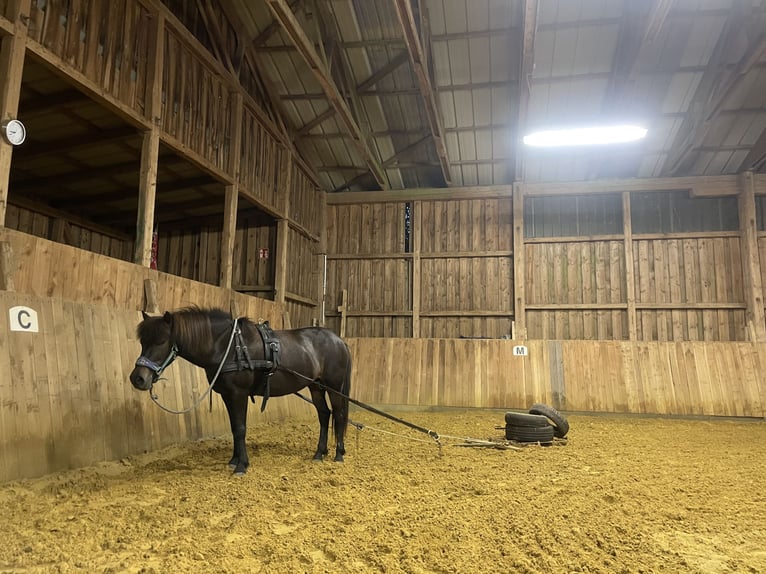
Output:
[172, 306, 233, 347]
[137, 306, 240, 347]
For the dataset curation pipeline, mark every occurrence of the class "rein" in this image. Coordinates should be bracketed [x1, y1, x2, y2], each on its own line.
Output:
[140, 320, 439, 449]
[144, 318, 240, 415]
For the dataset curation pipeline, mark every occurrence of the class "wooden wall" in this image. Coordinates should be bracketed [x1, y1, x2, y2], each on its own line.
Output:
[346, 338, 766, 418]
[326, 177, 766, 342]
[5, 204, 133, 262]
[0, 291, 314, 483]
[0, 228, 284, 322]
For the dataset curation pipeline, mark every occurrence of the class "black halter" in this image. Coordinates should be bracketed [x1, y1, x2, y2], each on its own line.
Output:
[135, 343, 179, 383]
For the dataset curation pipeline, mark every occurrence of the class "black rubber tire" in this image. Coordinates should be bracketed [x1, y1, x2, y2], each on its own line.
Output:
[528, 403, 569, 438]
[505, 424, 555, 444]
[504, 411, 551, 428]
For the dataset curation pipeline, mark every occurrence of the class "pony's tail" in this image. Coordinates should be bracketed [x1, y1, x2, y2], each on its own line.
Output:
[342, 343, 352, 411]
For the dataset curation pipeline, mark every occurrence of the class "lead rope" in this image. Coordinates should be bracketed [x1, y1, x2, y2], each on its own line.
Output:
[150, 319, 240, 415]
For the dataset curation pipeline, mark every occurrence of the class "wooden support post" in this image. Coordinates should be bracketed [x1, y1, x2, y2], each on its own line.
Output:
[274, 218, 289, 304]
[623, 191, 638, 340]
[134, 12, 164, 266]
[219, 183, 238, 288]
[220, 92, 243, 289]
[0, 0, 31, 225]
[274, 153, 292, 305]
[338, 288, 348, 337]
[134, 130, 160, 266]
[738, 171, 766, 341]
[512, 183, 527, 339]
[143, 278, 160, 313]
[411, 200, 421, 337]
[317, 189, 327, 326]
[0, 241, 15, 291]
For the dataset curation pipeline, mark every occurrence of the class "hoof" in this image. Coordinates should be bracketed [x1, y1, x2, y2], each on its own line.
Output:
[334, 456, 345, 463]
[233, 471, 246, 477]
[312, 456, 324, 463]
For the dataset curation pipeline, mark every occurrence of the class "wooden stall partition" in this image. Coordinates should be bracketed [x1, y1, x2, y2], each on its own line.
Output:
[632, 236, 746, 341]
[418, 198, 514, 338]
[5, 199, 133, 263]
[230, 211, 276, 297]
[284, 227, 319, 328]
[25, 0, 151, 118]
[0, 292, 314, 483]
[289, 162, 323, 238]
[345, 338, 766, 419]
[160, 27, 232, 172]
[525, 240, 627, 340]
[324, 201, 412, 337]
[238, 105, 283, 214]
[0, 227, 289, 321]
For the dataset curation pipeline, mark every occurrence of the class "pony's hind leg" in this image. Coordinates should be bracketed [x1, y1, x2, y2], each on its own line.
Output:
[309, 384, 331, 461]
[328, 390, 348, 462]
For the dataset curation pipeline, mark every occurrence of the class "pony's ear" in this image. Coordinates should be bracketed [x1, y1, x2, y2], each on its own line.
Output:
[141, 311, 150, 321]
[163, 311, 173, 324]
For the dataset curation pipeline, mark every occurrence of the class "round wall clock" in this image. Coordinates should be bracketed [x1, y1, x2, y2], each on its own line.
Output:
[2, 119, 26, 146]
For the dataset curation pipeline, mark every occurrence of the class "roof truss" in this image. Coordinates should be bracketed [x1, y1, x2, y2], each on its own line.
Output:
[392, 0, 452, 186]
[265, 0, 389, 189]
[663, 0, 766, 175]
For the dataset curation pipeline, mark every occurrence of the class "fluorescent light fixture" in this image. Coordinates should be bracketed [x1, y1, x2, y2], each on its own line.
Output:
[523, 125, 648, 147]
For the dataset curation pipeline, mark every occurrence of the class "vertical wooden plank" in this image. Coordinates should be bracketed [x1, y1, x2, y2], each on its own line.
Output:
[622, 192, 637, 340]
[274, 154, 292, 304]
[134, 130, 160, 266]
[738, 171, 766, 341]
[317, 190, 327, 325]
[512, 183, 526, 338]
[0, 292, 19, 480]
[220, 184, 238, 289]
[220, 92, 243, 289]
[134, 10, 164, 266]
[412, 200, 421, 337]
[0, 0, 31, 225]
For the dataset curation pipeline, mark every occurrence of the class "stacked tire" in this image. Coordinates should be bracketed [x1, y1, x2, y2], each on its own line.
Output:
[504, 403, 569, 445]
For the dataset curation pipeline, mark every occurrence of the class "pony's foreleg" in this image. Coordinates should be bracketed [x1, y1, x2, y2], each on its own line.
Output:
[309, 384, 331, 461]
[221, 391, 250, 475]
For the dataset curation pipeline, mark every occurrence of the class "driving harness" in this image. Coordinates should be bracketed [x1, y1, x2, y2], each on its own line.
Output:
[219, 320, 281, 412]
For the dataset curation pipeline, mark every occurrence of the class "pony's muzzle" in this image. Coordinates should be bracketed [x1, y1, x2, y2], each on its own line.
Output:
[129, 367, 154, 391]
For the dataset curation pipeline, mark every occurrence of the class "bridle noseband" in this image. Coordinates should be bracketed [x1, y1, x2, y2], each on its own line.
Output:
[135, 343, 179, 382]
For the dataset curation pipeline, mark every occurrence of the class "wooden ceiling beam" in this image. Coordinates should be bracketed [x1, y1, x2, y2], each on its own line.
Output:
[297, 107, 336, 135]
[392, 0, 452, 186]
[514, 0, 538, 182]
[357, 51, 410, 93]
[663, 1, 766, 175]
[21, 89, 92, 117]
[13, 127, 139, 163]
[265, 0, 388, 189]
[251, 0, 303, 47]
[382, 135, 432, 167]
[603, 0, 675, 110]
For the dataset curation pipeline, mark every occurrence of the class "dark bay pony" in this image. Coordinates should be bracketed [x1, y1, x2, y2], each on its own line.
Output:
[128, 307, 351, 475]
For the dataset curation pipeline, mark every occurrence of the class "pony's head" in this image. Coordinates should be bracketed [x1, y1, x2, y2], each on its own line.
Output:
[129, 311, 177, 390]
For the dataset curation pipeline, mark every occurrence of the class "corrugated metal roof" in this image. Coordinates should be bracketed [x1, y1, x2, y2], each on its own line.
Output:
[217, 0, 766, 190]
